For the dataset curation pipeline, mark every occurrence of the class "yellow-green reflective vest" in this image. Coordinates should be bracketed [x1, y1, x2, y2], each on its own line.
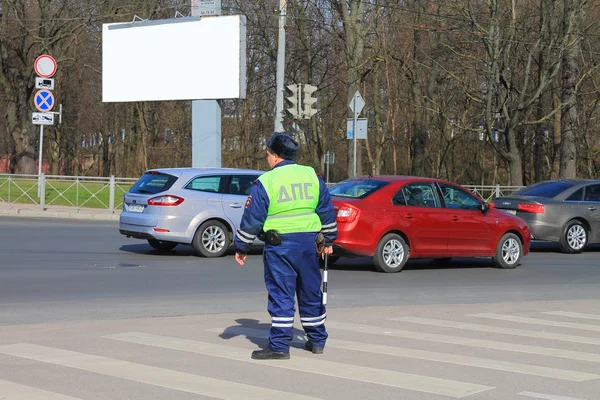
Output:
[259, 164, 322, 234]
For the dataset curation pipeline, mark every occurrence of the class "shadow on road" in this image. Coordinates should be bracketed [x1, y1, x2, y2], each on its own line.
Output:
[118, 243, 264, 257]
[330, 257, 494, 272]
[118, 241, 600, 272]
[529, 241, 600, 253]
[217, 318, 308, 350]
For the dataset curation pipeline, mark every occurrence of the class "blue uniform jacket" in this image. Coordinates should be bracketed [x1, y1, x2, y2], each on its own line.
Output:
[234, 160, 338, 254]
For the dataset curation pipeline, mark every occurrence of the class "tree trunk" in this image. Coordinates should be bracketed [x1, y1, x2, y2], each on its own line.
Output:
[410, 27, 427, 177]
[559, 0, 580, 179]
[336, 0, 365, 178]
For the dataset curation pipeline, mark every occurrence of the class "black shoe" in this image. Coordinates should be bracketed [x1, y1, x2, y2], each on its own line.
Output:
[251, 348, 290, 360]
[304, 341, 324, 354]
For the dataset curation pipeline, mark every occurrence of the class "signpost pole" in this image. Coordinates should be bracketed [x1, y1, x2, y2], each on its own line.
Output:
[348, 91, 364, 178]
[32, 54, 56, 199]
[326, 153, 330, 184]
[274, 0, 287, 133]
[353, 94, 357, 178]
[38, 125, 44, 198]
[191, 1, 222, 168]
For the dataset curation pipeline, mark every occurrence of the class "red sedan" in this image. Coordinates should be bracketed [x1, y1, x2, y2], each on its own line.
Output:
[329, 176, 530, 273]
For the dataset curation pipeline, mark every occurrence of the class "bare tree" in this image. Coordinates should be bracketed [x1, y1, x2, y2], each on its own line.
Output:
[0, 0, 99, 173]
[559, 0, 585, 179]
[330, 0, 365, 178]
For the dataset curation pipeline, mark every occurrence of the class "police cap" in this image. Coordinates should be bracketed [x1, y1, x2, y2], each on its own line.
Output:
[266, 132, 299, 160]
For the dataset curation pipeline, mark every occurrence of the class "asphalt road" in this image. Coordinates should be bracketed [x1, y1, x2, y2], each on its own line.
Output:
[1, 217, 599, 400]
[0, 217, 598, 326]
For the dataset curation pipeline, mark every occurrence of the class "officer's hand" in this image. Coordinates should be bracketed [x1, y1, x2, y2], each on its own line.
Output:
[321, 246, 333, 259]
[235, 252, 247, 266]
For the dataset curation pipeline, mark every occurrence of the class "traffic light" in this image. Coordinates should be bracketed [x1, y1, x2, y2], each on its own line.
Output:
[284, 84, 300, 119]
[302, 84, 318, 119]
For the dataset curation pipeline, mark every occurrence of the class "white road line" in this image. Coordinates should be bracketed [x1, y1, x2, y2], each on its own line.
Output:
[0, 343, 322, 400]
[518, 391, 588, 400]
[206, 326, 598, 382]
[326, 321, 600, 363]
[470, 313, 600, 332]
[105, 332, 493, 398]
[541, 311, 600, 322]
[389, 316, 600, 345]
[0, 379, 81, 400]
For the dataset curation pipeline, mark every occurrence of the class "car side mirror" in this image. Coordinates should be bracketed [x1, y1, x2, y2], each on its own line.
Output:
[481, 202, 495, 213]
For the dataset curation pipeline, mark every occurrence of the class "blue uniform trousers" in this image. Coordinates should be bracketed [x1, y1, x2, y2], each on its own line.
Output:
[263, 232, 328, 353]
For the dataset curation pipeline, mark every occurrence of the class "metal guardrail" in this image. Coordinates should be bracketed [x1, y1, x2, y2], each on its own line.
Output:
[0, 173, 523, 211]
[0, 174, 138, 211]
[463, 185, 524, 202]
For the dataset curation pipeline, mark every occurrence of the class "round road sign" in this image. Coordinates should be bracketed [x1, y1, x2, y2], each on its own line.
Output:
[34, 55, 57, 78]
[34, 90, 55, 112]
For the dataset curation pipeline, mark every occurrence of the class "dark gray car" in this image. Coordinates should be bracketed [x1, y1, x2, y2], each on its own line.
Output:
[494, 179, 600, 253]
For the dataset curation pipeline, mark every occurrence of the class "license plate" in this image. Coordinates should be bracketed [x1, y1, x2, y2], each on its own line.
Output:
[504, 209, 517, 215]
[127, 204, 145, 213]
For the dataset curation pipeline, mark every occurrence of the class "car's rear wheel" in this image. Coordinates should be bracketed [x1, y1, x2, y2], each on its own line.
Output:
[373, 233, 408, 273]
[193, 220, 230, 257]
[147, 239, 178, 252]
[492, 233, 522, 269]
[558, 219, 588, 254]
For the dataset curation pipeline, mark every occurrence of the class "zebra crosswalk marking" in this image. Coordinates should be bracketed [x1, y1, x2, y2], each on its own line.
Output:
[0, 343, 323, 400]
[206, 326, 598, 382]
[471, 313, 600, 332]
[388, 317, 600, 345]
[326, 321, 600, 362]
[542, 311, 600, 321]
[517, 391, 589, 400]
[104, 331, 494, 398]
[0, 379, 82, 400]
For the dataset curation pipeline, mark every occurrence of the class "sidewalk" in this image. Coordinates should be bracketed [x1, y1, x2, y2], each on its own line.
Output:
[0, 202, 121, 221]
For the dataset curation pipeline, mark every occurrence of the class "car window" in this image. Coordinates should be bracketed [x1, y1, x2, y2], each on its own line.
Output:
[513, 181, 575, 198]
[565, 188, 583, 202]
[185, 175, 226, 193]
[439, 183, 481, 210]
[129, 172, 178, 195]
[228, 175, 259, 195]
[584, 184, 600, 202]
[392, 189, 406, 206]
[403, 183, 440, 208]
[329, 178, 388, 199]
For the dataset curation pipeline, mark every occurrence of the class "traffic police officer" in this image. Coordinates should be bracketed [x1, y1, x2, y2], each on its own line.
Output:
[234, 132, 338, 360]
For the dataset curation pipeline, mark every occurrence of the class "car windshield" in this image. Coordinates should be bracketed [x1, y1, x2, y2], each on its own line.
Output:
[512, 181, 575, 198]
[329, 178, 388, 198]
[129, 172, 178, 195]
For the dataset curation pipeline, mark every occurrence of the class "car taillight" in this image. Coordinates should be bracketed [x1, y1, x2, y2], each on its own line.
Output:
[336, 206, 358, 223]
[147, 195, 184, 206]
[518, 203, 544, 214]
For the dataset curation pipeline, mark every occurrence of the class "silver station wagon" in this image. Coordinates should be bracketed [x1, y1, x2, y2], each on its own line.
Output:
[119, 168, 264, 257]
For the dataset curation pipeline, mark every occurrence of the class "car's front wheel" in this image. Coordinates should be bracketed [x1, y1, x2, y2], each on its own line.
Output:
[492, 233, 522, 269]
[558, 219, 588, 254]
[373, 233, 409, 273]
[148, 239, 178, 252]
[193, 220, 230, 257]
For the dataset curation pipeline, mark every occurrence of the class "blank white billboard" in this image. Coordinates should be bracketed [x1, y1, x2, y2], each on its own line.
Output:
[102, 15, 246, 102]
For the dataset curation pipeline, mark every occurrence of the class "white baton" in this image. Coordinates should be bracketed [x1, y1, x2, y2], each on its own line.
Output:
[322, 253, 329, 306]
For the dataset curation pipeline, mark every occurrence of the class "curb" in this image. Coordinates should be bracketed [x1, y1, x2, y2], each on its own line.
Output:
[0, 208, 121, 221]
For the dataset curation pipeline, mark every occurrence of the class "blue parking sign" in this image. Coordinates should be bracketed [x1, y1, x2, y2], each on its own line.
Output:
[34, 89, 54, 112]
